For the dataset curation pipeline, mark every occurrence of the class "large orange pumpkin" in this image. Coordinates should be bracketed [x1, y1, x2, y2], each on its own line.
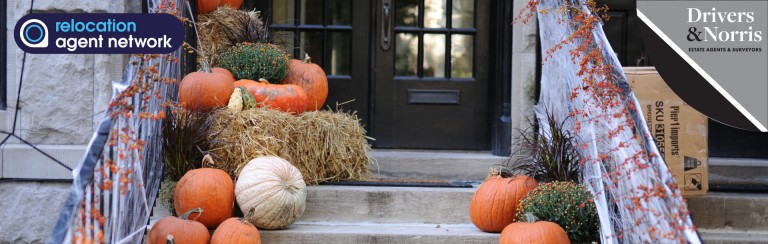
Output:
[178, 64, 235, 111]
[148, 208, 210, 244]
[196, 0, 220, 14]
[212, 67, 234, 80]
[234, 79, 309, 114]
[499, 214, 571, 244]
[469, 174, 537, 233]
[282, 54, 328, 111]
[174, 155, 235, 229]
[211, 211, 261, 244]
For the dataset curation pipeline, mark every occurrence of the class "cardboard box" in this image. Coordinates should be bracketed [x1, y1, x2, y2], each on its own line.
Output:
[625, 67, 708, 196]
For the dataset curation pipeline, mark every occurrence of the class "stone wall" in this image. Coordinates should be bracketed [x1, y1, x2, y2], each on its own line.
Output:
[2, 0, 139, 179]
[0, 181, 70, 244]
[1, 1, 138, 241]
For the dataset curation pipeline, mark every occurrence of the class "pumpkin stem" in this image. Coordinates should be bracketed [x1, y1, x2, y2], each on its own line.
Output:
[242, 208, 256, 225]
[485, 165, 504, 181]
[303, 53, 312, 64]
[202, 154, 215, 168]
[198, 59, 212, 73]
[166, 235, 175, 244]
[180, 208, 203, 221]
[258, 78, 271, 84]
[521, 212, 539, 223]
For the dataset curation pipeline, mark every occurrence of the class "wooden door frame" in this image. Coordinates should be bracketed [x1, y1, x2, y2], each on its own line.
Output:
[489, 0, 514, 156]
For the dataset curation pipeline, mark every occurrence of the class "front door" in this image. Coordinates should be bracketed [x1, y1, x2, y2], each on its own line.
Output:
[253, 0, 491, 150]
[373, 0, 491, 149]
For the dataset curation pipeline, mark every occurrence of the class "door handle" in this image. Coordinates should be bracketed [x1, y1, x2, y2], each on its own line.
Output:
[381, 0, 392, 51]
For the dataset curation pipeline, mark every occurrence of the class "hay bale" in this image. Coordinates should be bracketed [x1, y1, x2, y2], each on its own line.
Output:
[198, 6, 265, 65]
[208, 108, 373, 185]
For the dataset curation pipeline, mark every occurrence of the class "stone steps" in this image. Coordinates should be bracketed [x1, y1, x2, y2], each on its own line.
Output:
[148, 151, 768, 243]
[698, 229, 768, 244]
[709, 157, 768, 191]
[687, 192, 768, 231]
[370, 149, 505, 181]
[260, 222, 496, 244]
[301, 185, 473, 224]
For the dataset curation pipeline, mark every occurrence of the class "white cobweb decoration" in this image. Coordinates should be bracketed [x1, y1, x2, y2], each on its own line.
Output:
[533, 0, 700, 242]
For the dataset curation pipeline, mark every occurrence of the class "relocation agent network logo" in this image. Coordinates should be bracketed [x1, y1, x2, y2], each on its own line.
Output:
[14, 13, 184, 54]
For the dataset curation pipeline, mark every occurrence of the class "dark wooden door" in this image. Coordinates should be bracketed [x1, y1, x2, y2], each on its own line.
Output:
[372, 0, 491, 149]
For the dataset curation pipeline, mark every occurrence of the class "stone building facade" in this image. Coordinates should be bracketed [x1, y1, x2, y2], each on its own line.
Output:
[0, 0, 537, 242]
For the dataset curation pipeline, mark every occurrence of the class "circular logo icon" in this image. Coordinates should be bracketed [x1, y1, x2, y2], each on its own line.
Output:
[19, 19, 48, 48]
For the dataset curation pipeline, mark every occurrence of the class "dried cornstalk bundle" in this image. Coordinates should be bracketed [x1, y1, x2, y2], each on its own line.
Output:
[208, 108, 373, 185]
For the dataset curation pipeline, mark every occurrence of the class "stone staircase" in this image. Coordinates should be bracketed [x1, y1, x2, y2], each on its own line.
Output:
[151, 150, 768, 243]
[690, 157, 768, 244]
[260, 186, 494, 243]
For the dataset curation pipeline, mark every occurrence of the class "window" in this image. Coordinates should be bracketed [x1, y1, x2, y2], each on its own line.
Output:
[267, 0, 353, 76]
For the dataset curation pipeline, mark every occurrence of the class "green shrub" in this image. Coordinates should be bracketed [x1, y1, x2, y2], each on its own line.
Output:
[517, 181, 599, 243]
[219, 42, 290, 82]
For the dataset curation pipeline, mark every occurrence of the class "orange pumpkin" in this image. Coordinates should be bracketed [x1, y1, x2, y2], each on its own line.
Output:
[196, 0, 220, 14]
[211, 210, 261, 244]
[469, 175, 537, 233]
[174, 155, 235, 229]
[219, 0, 243, 8]
[234, 79, 309, 114]
[499, 214, 570, 244]
[178, 64, 235, 111]
[282, 54, 328, 111]
[213, 67, 234, 80]
[148, 208, 210, 244]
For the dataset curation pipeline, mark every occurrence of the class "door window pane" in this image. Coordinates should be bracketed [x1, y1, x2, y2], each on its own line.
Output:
[395, 33, 418, 76]
[301, 0, 324, 25]
[328, 31, 351, 75]
[273, 0, 296, 24]
[451, 0, 474, 28]
[396, 0, 419, 27]
[300, 31, 324, 69]
[423, 34, 445, 77]
[273, 31, 297, 59]
[424, 0, 446, 28]
[451, 34, 473, 78]
[328, 0, 352, 25]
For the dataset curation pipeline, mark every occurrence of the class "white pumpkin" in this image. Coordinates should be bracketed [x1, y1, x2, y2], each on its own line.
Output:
[235, 156, 307, 230]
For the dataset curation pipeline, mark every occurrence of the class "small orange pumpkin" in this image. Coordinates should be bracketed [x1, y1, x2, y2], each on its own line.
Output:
[148, 208, 210, 244]
[178, 63, 235, 111]
[211, 210, 261, 244]
[234, 79, 309, 114]
[499, 213, 571, 244]
[282, 54, 329, 111]
[469, 174, 537, 233]
[174, 155, 235, 229]
[197, 0, 220, 14]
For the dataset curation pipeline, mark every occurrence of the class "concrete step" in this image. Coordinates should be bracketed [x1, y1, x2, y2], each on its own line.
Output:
[687, 192, 768, 231]
[698, 229, 768, 244]
[260, 222, 497, 244]
[709, 157, 768, 191]
[302, 185, 474, 224]
[370, 149, 506, 181]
